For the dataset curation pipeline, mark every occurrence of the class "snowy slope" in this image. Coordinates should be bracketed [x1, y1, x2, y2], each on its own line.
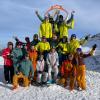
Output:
[0, 34, 100, 100]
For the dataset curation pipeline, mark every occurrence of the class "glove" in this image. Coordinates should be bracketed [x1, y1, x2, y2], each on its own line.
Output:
[85, 36, 89, 40]
[92, 44, 97, 50]
[71, 11, 75, 14]
[35, 10, 38, 15]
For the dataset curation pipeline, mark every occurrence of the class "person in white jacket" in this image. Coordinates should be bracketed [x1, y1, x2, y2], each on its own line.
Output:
[36, 54, 48, 85]
[46, 47, 59, 84]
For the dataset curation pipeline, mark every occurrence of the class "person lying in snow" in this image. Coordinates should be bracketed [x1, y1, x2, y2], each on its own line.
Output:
[12, 54, 34, 90]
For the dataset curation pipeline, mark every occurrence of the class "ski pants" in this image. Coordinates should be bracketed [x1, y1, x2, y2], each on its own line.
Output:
[48, 65, 58, 81]
[58, 73, 75, 90]
[4, 65, 14, 83]
[13, 73, 30, 87]
[37, 71, 48, 83]
[76, 65, 86, 90]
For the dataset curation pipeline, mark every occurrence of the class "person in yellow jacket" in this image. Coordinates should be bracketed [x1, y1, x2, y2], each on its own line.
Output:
[56, 36, 70, 65]
[69, 34, 89, 53]
[39, 16, 52, 41]
[35, 36, 50, 60]
[56, 12, 75, 39]
[74, 44, 97, 90]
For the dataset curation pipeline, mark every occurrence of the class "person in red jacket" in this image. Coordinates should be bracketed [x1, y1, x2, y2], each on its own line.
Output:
[2, 42, 14, 84]
[59, 53, 76, 90]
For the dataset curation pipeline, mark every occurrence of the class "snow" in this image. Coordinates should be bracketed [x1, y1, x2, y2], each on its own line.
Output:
[0, 71, 100, 100]
[0, 34, 100, 100]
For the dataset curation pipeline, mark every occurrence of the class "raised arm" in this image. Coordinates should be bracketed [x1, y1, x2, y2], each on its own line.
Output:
[35, 11, 44, 22]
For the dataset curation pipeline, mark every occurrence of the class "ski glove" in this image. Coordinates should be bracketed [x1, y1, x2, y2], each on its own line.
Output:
[85, 36, 89, 40]
[92, 44, 97, 50]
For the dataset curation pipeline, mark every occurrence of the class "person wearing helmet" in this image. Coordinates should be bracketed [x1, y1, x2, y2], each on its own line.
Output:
[69, 34, 89, 53]
[74, 44, 97, 90]
[39, 16, 52, 41]
[2, 42, 14, 84]
[31, 34, 40, 46]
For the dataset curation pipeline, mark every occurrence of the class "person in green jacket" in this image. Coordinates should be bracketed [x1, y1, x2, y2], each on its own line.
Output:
[11, 42, 23, 74]
[12, 53, 34, 89]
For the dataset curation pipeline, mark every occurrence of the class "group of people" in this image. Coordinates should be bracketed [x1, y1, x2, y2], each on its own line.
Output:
[2, 9, 97, 91]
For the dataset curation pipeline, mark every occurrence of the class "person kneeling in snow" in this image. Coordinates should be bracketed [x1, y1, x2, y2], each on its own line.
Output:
[12, 54, 34, 90]
[59, 53, 76, 90]
[36, 54, 48, 85]
[46, 47, 59, 84]
[74, 44, 97, 91]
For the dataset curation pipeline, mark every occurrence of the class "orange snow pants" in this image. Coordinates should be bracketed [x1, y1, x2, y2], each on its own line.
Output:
[76, 65, 86, 90]
[58, 68, 76, 90]
[13, 73, 30, 87]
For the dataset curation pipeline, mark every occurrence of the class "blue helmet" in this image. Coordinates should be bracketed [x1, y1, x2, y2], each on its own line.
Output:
[71, 34, 76, 38]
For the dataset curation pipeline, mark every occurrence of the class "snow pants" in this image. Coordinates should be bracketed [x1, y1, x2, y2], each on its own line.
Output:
[37, 71, 48, 83]
[76, 65, 86, 90]
[4, 65, 14, 83]
[48, 65, 58, 81]
[58, 73, 75, 90]
[13, 73, 30, 87]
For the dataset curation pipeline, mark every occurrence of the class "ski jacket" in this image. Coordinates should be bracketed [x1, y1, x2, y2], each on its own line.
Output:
[2, 48, 13, 66]
[46, 51, 59, 67]
[39, 21, 52, 39]
[36, 59, 45, 72]
[18, 59, 34, 77]
[35, 41, 50, 53]
[59, 19, 74, 39]
[29, 50, 38, 71]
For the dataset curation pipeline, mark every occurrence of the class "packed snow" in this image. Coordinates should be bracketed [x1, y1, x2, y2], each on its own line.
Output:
[0, 34, 100, 100]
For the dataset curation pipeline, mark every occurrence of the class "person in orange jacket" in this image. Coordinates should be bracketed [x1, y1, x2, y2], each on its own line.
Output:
[29, 45, 38, 81]
[74, 44, 97, 90]
[59, 53, 76, 90]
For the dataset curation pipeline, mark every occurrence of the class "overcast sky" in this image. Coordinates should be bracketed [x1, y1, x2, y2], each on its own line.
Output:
[0, 0, 100, 47]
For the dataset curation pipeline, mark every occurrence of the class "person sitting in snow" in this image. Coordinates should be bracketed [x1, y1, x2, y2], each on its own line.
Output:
[58, 53, 76, 91]
[46, 47, 59, 84]
[12, 53, 34, 90]
[73, 44, 97, 90]
[36, 54, 48, 85]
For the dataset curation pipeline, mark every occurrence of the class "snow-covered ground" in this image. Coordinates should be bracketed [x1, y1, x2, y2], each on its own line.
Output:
[0, 34, 100, 100]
